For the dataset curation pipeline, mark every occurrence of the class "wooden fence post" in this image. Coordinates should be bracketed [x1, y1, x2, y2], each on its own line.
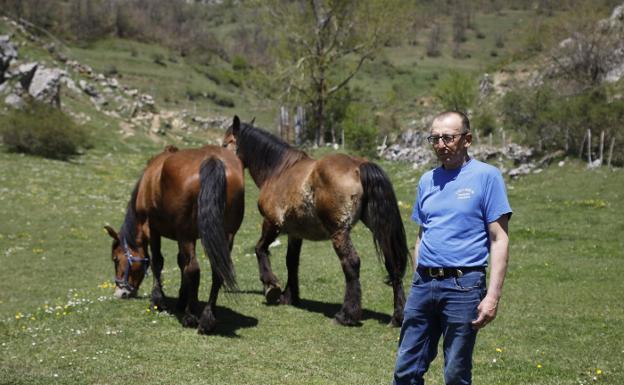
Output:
[279, 106, 290, 142]
[294, 106, 305, 146]
[587, 129, 592, 165]
[599, 131, 605, 166]
[607, 137, 615, 168]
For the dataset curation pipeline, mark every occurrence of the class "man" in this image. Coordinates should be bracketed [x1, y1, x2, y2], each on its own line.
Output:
[393, 111, 512, 385]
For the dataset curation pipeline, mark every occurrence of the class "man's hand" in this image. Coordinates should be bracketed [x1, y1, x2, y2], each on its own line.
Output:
[471, 295, 499, 330]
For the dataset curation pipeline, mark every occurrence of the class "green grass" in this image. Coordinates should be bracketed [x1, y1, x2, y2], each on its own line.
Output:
[1, 140, 623, 384]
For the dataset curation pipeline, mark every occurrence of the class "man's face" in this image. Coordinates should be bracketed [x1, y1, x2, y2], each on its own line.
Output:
[429, 114, 471, 169]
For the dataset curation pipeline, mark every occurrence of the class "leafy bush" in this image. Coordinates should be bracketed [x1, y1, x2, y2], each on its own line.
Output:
[0, 103, 91, 160]
[232, 55, 250, 71]
[433, 70, 476, 112]
[342, 103, 378, 158]
[472, 109, 497, 138]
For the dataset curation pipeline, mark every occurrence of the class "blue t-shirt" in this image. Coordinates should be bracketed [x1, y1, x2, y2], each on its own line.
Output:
[412, 159, 512, 267]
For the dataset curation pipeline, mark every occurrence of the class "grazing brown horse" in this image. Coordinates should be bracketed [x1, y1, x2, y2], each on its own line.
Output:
[104, 143, 244, 334]
[223, 116, 409, 326]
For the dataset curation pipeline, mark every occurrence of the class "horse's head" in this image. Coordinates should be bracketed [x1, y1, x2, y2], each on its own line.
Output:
[104, 226, 149, 299]
[223, 115, 257, 154]
[222, 115, 242, 152]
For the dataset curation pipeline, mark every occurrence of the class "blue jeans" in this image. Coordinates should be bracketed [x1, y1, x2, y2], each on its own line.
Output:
[393, 268, 487, 385]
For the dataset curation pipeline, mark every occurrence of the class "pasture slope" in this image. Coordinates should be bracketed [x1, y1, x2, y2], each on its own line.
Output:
[0, 141, 622, 384]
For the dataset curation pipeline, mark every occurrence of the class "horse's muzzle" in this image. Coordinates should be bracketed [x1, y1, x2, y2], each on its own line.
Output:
[114, 286, 137, 299]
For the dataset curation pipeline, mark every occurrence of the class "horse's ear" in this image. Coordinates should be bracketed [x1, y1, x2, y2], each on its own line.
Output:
[104, 225, 119, 241]
[250, 117, 256, 126]
[233, 115, 240, 135]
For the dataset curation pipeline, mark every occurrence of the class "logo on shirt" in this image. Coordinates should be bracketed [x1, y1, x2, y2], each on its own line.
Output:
[455, 188, 474, 200]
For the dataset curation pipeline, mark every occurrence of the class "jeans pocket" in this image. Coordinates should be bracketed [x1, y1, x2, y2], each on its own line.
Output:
[453, 272, 486, 291]
[411, 271, 423, 287]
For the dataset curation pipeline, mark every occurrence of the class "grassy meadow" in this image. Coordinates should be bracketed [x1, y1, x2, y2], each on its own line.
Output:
[0, 139, 622, 384]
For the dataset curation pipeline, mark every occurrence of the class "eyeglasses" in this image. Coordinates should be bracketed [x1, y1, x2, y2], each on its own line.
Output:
[426, 133, 466, 144]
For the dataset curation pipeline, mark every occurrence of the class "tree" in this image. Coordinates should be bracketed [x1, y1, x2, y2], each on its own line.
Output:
[256, 0, 410, 146]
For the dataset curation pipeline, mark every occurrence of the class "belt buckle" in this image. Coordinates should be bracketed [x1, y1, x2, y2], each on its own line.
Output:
[429, 267, 444, 278]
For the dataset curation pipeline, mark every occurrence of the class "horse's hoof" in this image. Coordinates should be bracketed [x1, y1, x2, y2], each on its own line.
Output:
[388, 317, 403, 327]
[197, 318, 217, 335]
[279, 291, 300, 306]
[264, 286, 282, 305]
[181, 314, 199, 328]
[388, 313, 403, 328]
[333, 311, 361, 327]
[279, 291, 291, 305]
[150, 297, 165, 312]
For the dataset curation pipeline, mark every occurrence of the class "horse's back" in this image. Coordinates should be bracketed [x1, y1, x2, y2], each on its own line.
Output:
[140, 145, 243, 240]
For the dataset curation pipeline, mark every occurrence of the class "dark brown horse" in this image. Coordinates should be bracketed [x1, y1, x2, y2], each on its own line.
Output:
[223, 116, 409, 326]
[104, 143, 244, 334]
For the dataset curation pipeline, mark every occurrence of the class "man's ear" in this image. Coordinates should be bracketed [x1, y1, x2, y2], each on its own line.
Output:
[104, 225, 119, 242]
[463, 132, 473, 148]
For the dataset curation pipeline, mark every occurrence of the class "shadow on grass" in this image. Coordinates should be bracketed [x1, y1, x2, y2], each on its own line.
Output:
[159, 296, 258, 337]
[295, 298, 392, 326]
[228, 289, 393, 325]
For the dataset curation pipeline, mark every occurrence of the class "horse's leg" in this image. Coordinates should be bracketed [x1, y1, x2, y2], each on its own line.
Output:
[280, 236, 302, 305]
[331, 229, 362, 326]
[177, 240, 200, 328]
[198, 269, 222, 334]
[255, 219, 281, 304]
[389, 273, 406, 327]
[149, 233, 166, 311]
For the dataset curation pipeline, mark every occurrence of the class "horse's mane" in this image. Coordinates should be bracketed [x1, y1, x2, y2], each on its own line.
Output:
[118, 176, 142, 249]
[236, 123, 309, 184]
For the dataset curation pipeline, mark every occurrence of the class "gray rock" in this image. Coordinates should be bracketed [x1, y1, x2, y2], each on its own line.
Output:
[4, 93, 23, 109]
[79, 79, 99, 97]
[1, 35, 18, 83]
[28, 67, 65, 106]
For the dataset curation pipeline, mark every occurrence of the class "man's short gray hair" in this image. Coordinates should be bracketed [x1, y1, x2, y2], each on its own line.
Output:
[433, 111, 471, 133]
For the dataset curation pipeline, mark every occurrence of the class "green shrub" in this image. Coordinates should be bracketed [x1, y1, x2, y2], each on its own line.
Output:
[433, 70, 476, 112]
[0, 103, 91, 160]
[342, 103, 378, 158]
[232, 55, 250, 72]
[472, 109, 497, 138]
[206, 91, 235, 108]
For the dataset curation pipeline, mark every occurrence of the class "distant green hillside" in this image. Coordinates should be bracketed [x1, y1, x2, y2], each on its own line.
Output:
[2, 2, 623, 164]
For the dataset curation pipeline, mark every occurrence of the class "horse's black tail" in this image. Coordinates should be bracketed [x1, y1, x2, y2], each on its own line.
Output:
[359, 162, 409, 282]
[197, 157, 237, 291]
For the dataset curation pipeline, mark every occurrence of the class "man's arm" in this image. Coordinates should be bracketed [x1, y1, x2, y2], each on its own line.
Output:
[412, 227, 422, 272]
[471, 214, 509, 329]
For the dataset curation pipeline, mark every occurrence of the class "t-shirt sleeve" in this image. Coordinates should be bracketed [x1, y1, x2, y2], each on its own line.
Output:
[411, 179, 424, 225]
[483, 169, 512, 223]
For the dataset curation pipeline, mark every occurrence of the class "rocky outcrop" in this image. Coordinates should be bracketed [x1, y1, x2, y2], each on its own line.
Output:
[0, 35, 18, 83]
[378, 131, 537, 178]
